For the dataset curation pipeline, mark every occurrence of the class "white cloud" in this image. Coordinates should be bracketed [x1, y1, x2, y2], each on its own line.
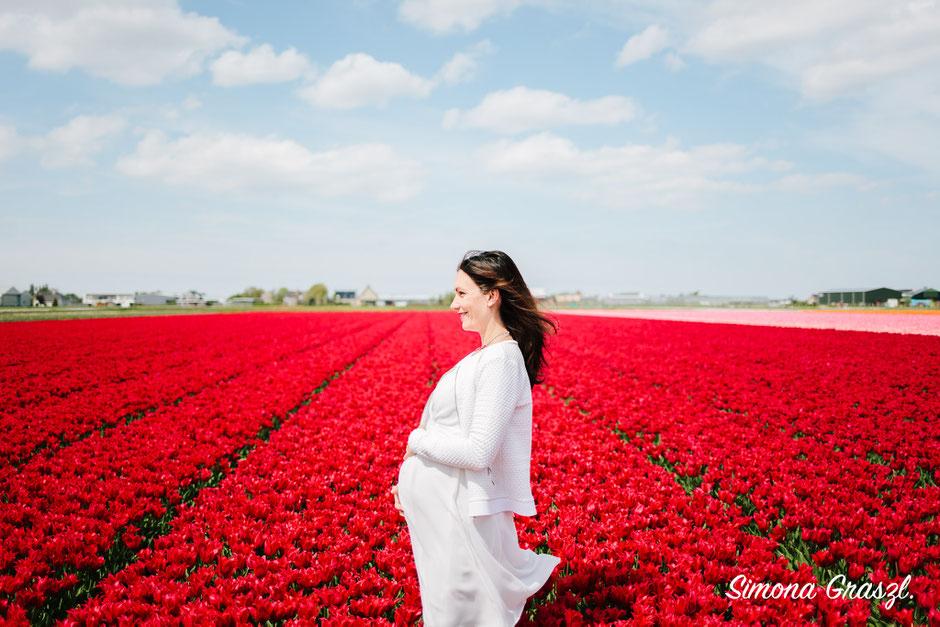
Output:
[116, 130, 424, 201]
[38, 114, 127, 169]
[0, 115, 126, 168]
[397, 0, 527, 34]
[443, 86, 640, 134]
[671, 1, 940, 173]
[298, 53, 434, 109]
[210, 44, 312, 86]
[182, 95, 202, 110]
[616, 25, 671, 67]
[663, 52, 685, 71]
[773, 172, 867, 193]
[477, 132, 860, 208]
[683, 1, 940, 101]
[833, 105, 940, 175]
[0, 0, 246, 85]
[0, 125, 20, 163]
[438, 40, 496, 85]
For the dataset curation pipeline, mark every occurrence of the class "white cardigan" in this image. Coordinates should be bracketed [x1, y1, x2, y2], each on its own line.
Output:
[407, 340, 538, 517]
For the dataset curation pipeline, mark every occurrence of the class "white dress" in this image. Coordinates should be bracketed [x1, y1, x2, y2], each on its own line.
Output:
[397, 361, 561, 627]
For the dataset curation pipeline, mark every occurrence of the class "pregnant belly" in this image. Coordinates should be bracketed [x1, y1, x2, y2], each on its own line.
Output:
[397, 456, 453, 515]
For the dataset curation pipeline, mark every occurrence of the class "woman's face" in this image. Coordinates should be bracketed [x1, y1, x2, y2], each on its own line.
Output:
[451, 269, 496, 332]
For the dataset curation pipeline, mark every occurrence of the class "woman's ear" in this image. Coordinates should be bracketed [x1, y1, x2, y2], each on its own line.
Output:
[487, 288, 500, 307]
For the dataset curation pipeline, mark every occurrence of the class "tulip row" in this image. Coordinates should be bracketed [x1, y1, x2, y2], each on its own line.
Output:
[562, 307, 940, 336]
[0, 312, 406, 625]
[0, 314, 289, 411]
[1, 315, 190, 395]
[0, 314, 373, 466]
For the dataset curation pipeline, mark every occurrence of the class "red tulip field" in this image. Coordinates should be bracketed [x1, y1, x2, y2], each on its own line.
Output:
[1, 310, 938, 625]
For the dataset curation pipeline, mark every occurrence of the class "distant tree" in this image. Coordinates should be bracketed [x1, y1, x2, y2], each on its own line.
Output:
[274, 287, 289, 304]
[436, 291, 453, 305]
[305, 284, 329, 306]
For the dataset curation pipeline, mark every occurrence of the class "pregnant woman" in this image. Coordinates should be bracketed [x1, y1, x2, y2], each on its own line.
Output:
[391, 249, 561, 626]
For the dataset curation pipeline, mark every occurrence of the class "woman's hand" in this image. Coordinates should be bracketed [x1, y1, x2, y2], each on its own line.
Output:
[393, 425, 424, 516]
[403, 425, 425, 460]
[391, 485, 403, 515]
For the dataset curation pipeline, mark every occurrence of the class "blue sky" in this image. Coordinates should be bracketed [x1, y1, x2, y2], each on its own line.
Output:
[1, 0, 937, 301]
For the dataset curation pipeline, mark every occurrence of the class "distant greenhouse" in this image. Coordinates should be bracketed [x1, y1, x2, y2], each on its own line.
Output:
[816, 287, 904, 306]
[905, 287, 940, 307]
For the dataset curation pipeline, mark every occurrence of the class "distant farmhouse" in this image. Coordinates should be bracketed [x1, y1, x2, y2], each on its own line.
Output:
[281, 290, 303, 307]
[177, 290, 208, 306]
[554, 291, 583, 304]
[347, 285, 432, 307]
[84, 293, 135, 308]
[34, 290, 72, 307]
[332, 290, 356, 304]
[357, 285, 378, 306]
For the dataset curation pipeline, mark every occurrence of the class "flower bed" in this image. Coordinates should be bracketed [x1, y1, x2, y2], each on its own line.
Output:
[1, 311, 937, 625]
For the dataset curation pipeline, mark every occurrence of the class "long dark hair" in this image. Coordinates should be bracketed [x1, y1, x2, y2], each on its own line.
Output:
[458, 250, 557, 388]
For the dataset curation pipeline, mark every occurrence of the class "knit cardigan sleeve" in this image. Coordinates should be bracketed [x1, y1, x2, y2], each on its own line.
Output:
[407, 355, 521, 472]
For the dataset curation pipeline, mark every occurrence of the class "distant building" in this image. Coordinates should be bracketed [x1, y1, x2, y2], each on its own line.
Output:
[333, 290, 356, 304]
[349, 285, 434, 306]
[356, 285, 378, 306]
[227, 297, 258, 306]
[529, 287, 555, 306]
[282, 290, 303, 306]
[605, 291, 650, 306]
[904, 287, 939, 307]
[817, 287, 904, 306]
[681, 294, 769, 306]
[135, 292, 177, 305]
[261, 290, 274, 305]
[177, 290, 207, 306]
[377, 294, 434, 307]
[554, 291, 583, 304]
[33, 290, 68, 307]
[2, 286, 32, 307]
[84, 293, 135, 307]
